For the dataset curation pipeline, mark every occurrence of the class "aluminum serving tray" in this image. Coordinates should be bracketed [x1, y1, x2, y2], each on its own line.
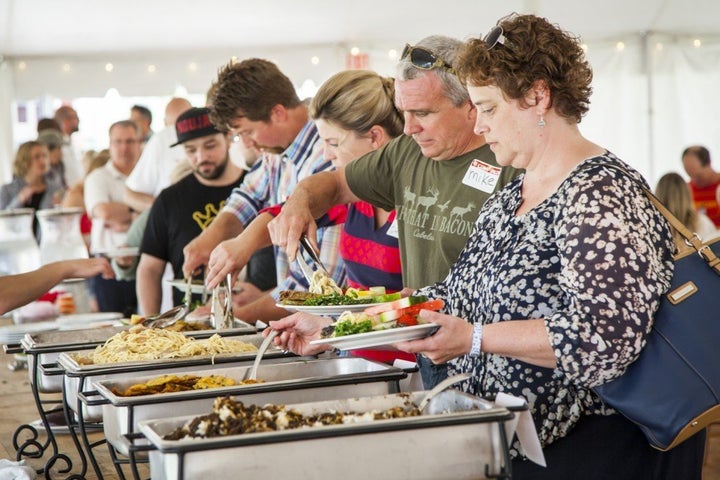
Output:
[89, 357, 406, 455]
[22, 325, 126, 393]
[21, 321, 256, 393]
[136, 390, 519, 480]
[58, 333, 292, 422]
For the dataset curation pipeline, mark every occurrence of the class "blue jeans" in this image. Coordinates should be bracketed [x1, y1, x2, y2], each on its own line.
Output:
[417, 355, 449, 389]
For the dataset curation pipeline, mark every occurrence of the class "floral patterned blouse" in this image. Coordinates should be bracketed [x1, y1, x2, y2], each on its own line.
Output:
[416, 153, 674, 456]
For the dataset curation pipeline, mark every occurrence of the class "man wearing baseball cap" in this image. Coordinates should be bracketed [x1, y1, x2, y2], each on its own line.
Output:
[135, 107, 275, 314]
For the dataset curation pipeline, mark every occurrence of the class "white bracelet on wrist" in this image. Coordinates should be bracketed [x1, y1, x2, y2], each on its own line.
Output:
[469, 322, 483, 358]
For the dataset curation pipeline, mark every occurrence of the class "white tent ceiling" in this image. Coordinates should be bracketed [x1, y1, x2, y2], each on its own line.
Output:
[2, 0, 720, 185]
[1, 0, 718, 58]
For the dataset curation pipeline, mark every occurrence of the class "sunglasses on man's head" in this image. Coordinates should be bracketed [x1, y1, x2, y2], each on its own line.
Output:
[483, 26, 511, 50]
[401, 44, 456, 75]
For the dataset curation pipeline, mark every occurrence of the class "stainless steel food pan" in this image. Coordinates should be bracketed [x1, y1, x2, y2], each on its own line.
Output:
[22, 326, 127, 393]
[58, 333, 292, 422]
[90, 357, 406, 455]
[135, 390, 518, 480]
[22, 322, 256, 393]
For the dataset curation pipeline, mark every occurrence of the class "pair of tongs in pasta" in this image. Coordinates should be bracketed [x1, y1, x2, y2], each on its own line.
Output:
[296, 235, 341, 295]
[210, 273, 234, 329]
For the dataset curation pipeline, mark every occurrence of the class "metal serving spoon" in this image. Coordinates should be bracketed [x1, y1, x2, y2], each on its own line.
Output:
[246, 330, 279, 381]
[417, 372, 472, 412]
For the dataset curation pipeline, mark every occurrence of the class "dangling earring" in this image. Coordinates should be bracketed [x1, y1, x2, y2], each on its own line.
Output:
[538, 116, 546, 127]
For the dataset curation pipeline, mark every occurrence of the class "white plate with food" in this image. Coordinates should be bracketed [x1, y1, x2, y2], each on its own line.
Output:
[276, 303, 388, 316]
[276, 288, 400, 316]
[309, 323, 439, 351]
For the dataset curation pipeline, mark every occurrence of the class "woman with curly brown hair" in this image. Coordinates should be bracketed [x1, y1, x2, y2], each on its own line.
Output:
[393, 13, 703, 478]
[265, 13, 705, 478]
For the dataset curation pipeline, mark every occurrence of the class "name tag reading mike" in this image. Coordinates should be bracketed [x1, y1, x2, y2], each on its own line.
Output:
[462, 159, 501, 194]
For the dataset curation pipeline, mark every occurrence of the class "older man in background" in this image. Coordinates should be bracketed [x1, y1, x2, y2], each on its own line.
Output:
[130, 104, 154, 146]
[53, 105, 83, 187]
[85, 120, 141, 315]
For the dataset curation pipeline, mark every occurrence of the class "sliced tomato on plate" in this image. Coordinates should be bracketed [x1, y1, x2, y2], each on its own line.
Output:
[375, 299, 445, 323]
[396, 313, 419, 326]
[364, 295, 429, 315]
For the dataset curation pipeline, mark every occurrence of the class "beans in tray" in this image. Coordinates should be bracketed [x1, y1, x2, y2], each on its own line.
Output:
[164, 396, 421, 440]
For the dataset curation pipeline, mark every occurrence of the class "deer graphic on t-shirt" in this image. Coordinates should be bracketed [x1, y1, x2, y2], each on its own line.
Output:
[450, 201, 476, 220]
[435, 199, 450, 212]
[403, 186, 416, 208]
[416, 187, 440, 211]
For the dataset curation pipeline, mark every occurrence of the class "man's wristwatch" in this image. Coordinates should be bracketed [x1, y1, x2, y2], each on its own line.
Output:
[469, 322, 483, 358]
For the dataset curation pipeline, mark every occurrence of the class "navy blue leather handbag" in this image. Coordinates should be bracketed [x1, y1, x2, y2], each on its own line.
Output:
[594, 179, 720, 451]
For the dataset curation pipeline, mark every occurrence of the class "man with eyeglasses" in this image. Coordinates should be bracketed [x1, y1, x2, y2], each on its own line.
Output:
[268, 35, 520, 388]
[84, 120, 142, 315]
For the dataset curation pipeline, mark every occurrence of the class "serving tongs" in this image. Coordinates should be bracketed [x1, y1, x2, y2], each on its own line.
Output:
[299, 235, 330, 276]
[210, 273, 234, 329]
[144, 276, 193, 329]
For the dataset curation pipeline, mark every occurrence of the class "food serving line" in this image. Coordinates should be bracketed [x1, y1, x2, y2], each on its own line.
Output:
[4, 321, 261, 478]
[4, 301, 540, 480]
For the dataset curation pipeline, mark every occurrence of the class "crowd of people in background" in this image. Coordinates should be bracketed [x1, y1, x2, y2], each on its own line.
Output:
[0, 12, 716, 477]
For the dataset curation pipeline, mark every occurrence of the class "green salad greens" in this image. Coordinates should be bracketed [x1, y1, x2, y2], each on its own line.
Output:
[303, 293, 374, 306]
[333, 319, 374, 336]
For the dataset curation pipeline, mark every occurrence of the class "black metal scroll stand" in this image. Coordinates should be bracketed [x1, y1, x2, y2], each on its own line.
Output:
[63, 373, 105, 480]
[5, 344, 77, 479]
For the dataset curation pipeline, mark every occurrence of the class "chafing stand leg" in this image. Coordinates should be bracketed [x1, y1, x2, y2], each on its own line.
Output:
[11, 352, 73, 476]
[75, 376, 106, 479]
[484, 420, 512, 480]
[61, 375, 90, 479]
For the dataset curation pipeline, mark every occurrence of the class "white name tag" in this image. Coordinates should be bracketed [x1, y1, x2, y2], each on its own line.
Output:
[462, 159, 501, 193]
[386, 218, 399, 238]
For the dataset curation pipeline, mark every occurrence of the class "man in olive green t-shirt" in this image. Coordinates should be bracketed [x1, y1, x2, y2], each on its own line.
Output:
[268, 35, 520, 388]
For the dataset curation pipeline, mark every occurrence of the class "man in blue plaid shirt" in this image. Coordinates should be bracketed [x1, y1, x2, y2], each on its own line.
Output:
[183, 59, 344, 324]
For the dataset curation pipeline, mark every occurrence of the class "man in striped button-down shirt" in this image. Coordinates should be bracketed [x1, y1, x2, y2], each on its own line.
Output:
[182, 59, 344, 324]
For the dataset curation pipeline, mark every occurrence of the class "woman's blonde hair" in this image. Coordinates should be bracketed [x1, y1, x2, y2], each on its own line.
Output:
[87, 149, 110, 175]
[655, 172, 698, 247]
[12, 141, 44, 178]
[309, 70, 404, 138]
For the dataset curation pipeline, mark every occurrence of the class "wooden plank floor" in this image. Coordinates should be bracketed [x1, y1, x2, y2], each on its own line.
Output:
[1, 350, 718, 479]
[0, 353, 148, 479]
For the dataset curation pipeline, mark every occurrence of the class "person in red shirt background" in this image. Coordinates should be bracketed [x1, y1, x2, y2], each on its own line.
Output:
[681, 145, 720, 226]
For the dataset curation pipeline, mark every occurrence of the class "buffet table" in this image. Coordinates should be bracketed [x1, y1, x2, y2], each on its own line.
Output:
[0, 317, 140, 479]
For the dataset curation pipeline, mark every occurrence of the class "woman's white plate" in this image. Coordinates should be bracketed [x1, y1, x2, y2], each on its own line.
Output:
[99, 246, 140, 258]
[276, 302, 390, 316]
[309, 323, 439, 351]
[166, 279, 207, 294]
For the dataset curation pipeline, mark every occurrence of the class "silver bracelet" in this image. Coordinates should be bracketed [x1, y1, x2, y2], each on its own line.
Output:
[469, 322, 483, 358]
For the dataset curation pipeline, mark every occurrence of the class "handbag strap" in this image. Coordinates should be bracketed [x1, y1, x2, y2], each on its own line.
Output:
[600, 162, 720, 273]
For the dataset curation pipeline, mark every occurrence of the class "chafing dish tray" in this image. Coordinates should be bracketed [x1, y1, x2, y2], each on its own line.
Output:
[134, 390, 519, 480]
[20, 321, 257, 393]
[58, 333, 293, 422]
[88, 357, 406, 455]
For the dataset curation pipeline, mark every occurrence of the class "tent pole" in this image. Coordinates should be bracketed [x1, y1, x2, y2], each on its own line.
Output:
[642, 31, 656, 183]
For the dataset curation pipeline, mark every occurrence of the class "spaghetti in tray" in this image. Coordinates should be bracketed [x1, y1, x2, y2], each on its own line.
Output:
[78, 326, 257, 365]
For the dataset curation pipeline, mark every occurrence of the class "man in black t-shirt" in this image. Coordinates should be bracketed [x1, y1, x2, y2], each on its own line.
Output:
[136, 107, 275, 314]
